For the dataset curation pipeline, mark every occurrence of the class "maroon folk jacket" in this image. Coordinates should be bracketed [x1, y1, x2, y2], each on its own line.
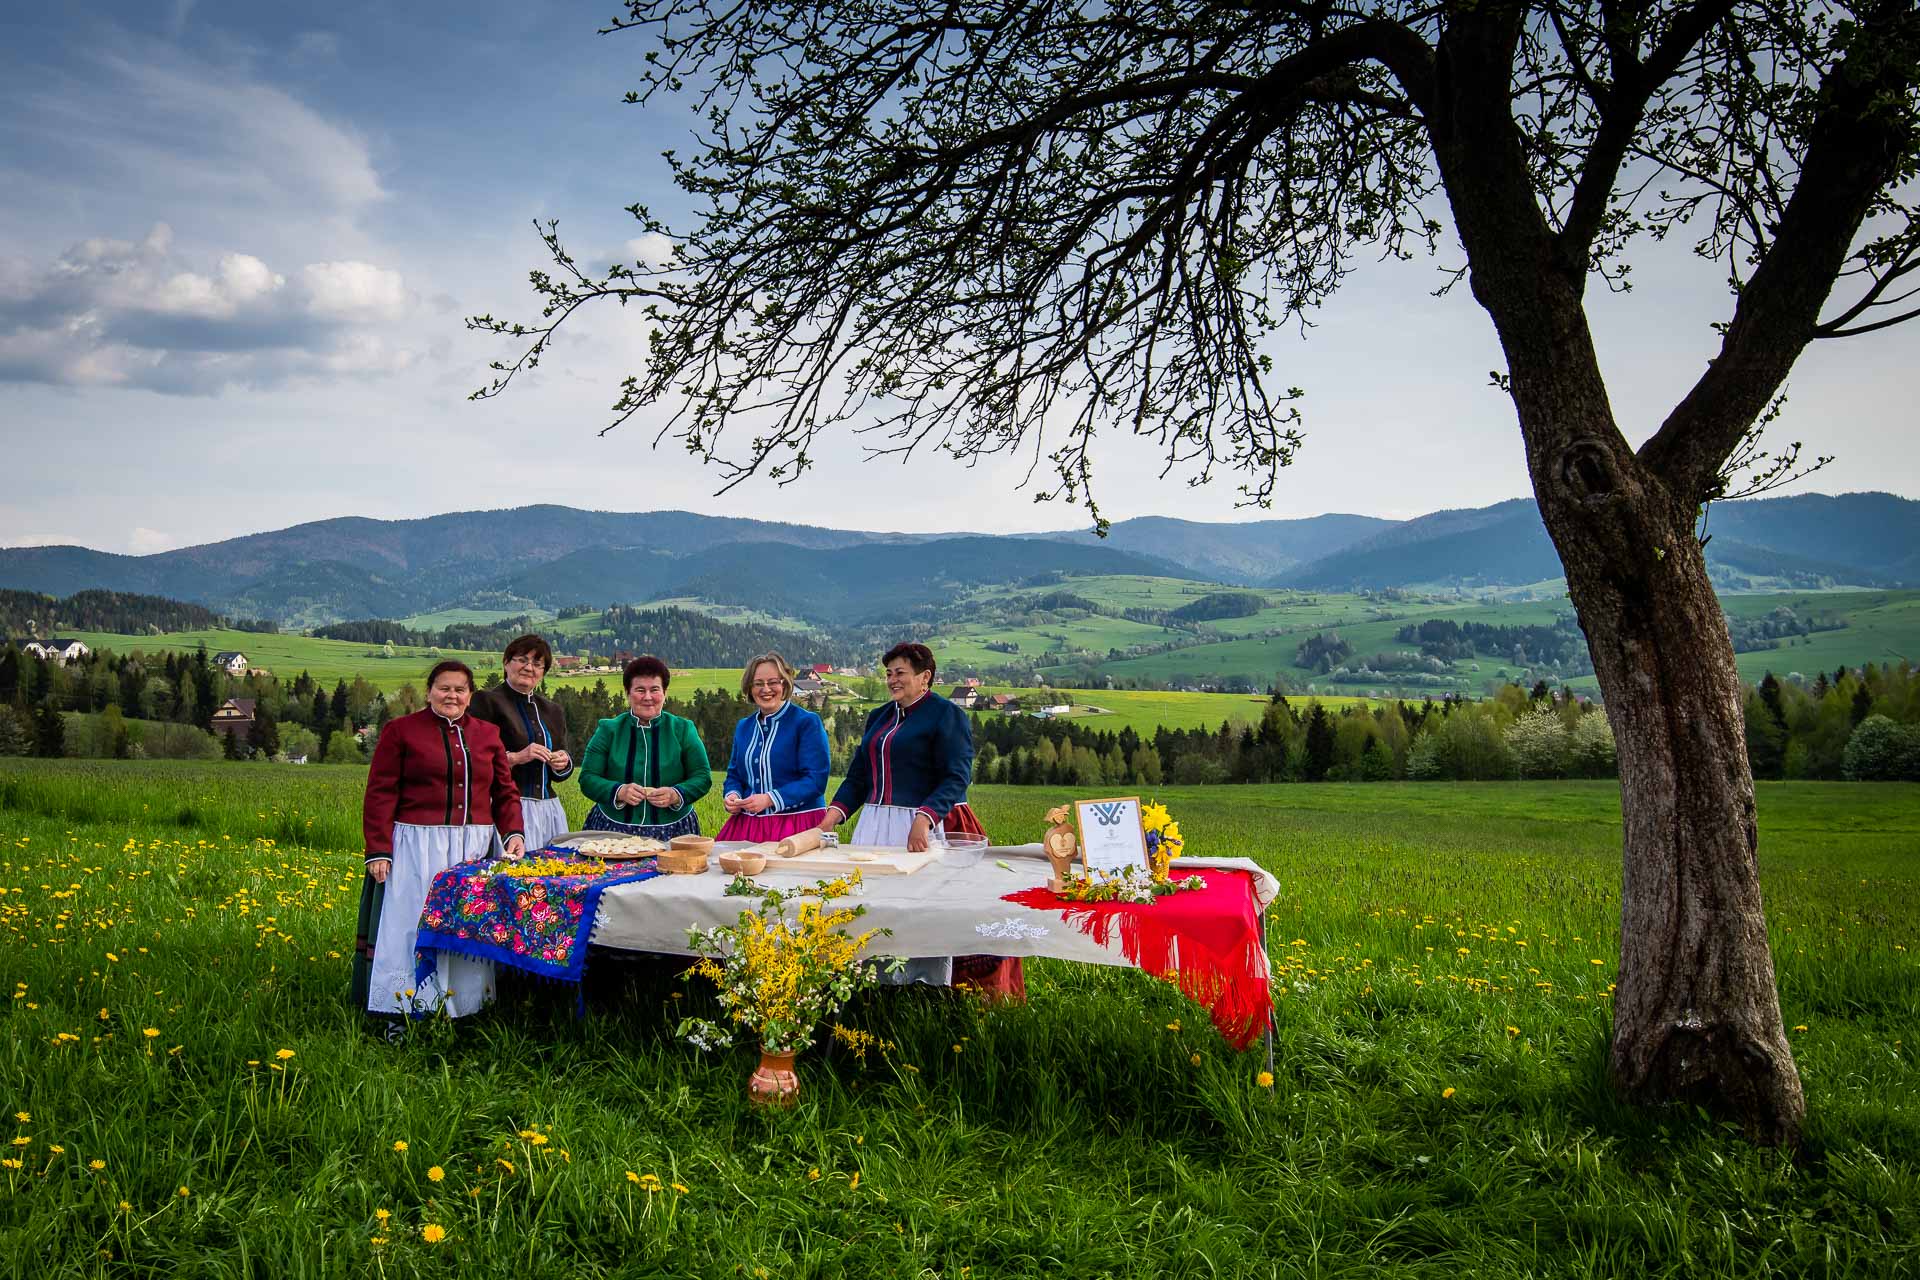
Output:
[362, 709, 524, 862]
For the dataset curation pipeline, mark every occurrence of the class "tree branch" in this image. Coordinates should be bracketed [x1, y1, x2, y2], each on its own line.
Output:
[1639, 1, 1920, 499]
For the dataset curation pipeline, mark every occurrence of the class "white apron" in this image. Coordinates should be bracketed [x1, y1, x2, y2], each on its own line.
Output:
[496, 796, 570, 856]
[852, 804, 952, 985]
[368, 822, 497, 1018]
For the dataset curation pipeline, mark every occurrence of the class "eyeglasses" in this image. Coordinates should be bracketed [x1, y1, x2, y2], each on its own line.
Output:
[750, 680, 785, 691]
[507, 655, 546, 668]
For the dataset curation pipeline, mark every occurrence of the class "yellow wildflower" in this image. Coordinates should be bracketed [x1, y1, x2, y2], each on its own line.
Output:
[1190, 1053, 1202, 1067]
[625, 1170, 640, 1183]
[177, 1186, 190, 1197]
[672, 1181, 688, 1194]
[1256, 1071, 1274, 1088]
[1442, 1087, 1457, 1099]
[143, 1028, 160, 1039]
[848, 1171, 860, 1191]
[807, 1167, 820, 1181]
[274, 1048, 295, 1061]
[392, 1140, 408, 1153]
[10, 1113, 25, 1123]
[427, 1166, 445, 1183]
[90, 1159, 106, 1171]
[422, 1224, 447, 1244]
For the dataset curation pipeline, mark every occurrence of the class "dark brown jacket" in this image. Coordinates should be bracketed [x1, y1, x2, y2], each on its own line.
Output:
[469, 683, 574, 801]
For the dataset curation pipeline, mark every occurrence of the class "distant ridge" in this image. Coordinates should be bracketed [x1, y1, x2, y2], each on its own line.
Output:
[1, 492, 1913, 625]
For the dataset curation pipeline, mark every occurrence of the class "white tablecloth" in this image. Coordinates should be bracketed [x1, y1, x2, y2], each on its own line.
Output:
[591, 843, 1280, 970]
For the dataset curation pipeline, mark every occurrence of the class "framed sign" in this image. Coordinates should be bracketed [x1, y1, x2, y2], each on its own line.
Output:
[1075, 796, 1148, 872]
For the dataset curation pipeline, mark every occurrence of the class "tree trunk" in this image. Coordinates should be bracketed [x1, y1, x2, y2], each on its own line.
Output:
[1426, 9, 1806, 1147]
[1532, 438, 1805, 1147]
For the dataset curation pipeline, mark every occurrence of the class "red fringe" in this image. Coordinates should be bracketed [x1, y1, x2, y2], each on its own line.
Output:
[1004, 869, 1271, 1050]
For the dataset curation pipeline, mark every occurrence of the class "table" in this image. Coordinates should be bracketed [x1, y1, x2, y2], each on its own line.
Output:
[591, 842, 1280, 1049]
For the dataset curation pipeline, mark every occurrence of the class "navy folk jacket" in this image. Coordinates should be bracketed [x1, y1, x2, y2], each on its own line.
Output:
[830, 692, 974, 824]
[723, 701, 831, 814]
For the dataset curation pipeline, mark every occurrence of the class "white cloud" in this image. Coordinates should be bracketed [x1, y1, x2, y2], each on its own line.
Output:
[301, 260, 408, 318]
[0, 227, 417, 393]
[624, 233, 676, 267]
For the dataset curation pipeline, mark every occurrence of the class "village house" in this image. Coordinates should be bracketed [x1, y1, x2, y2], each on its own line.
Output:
[211, 650, 250, 677]
[947, 685, 983, 710]
[37, 639, 90, 664]
[553, 654, 584, 672]
[810, 663, 833, 676]
[792, 675, 828, 696]
[210, 698, 257, 739]
[987, 693, 1022, 713]
[11, 639, 49, 661]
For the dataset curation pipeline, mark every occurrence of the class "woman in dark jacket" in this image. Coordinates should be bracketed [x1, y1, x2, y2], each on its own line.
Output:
[469, 634, 574, 854]
[817, 643, 1018, 996]
[354, 660, 524, 1023]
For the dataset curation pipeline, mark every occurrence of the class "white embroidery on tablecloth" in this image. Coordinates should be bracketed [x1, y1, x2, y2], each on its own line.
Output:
[975, 917, 1050, 941]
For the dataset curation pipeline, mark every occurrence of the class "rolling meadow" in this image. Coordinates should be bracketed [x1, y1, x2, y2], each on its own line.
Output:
[0, 759, 1914, 1277]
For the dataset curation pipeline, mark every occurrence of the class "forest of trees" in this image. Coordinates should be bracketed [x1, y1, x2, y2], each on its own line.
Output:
[0, 589, 228, 636]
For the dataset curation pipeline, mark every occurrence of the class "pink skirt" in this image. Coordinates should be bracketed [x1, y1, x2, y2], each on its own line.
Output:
[715, 808, 827, 843]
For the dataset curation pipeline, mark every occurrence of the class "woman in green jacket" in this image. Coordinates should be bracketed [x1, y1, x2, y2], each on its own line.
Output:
[578, 655, 712, 839]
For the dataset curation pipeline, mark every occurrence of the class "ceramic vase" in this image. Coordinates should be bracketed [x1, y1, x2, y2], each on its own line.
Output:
[748, 1048, 800, 1107]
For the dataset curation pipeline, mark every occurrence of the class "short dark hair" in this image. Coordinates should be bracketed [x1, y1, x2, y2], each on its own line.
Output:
[882, 642, 936, 680]
[503, 634, 552, 669]
[623, 654, 672, 691]
[426, 659, 476, 692]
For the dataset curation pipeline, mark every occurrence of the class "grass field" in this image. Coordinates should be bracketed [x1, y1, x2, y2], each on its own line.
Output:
[0, 759, 1913, 1277]
[61, 629, 507, 694]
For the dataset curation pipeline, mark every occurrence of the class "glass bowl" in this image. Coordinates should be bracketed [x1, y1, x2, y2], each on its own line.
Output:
[939, 833, 990, 868]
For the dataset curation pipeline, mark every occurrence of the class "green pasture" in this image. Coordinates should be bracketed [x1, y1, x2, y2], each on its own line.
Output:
[1, 759, 1913, 1277]
[63, 629, 506, 693]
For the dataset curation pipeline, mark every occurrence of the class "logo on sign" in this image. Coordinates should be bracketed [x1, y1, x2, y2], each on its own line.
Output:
[1089, 801, 1129, 827]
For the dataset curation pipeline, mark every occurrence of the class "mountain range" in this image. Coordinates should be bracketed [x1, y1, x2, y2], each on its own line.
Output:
[2, 492, 1914, 626]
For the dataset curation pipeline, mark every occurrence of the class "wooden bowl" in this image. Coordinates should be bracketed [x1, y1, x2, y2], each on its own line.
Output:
[718, 849, 768, 876]
[669, 834, 715, 856]
[657, 848, 710, 875]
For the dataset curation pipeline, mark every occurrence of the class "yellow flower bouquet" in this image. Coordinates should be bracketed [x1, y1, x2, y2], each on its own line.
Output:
[678, 873, 902, 1057]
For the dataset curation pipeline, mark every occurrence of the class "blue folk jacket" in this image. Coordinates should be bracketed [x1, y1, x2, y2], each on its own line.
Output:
[723, 702, 831, 814]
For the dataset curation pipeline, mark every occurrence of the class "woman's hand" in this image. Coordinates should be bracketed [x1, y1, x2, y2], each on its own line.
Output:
[615, 782, 646, 808]
[509, 744, 550, 767]
[722, 791, 745, 814]
[501, 835, 526, 861]
[907, 813, 934, 853]
[643, 786, 682, 810]
[817, 807, 845, 835]
[744, 793, 775, 815]
[367, 858, 392, 884]
[546, 750, 570, 772]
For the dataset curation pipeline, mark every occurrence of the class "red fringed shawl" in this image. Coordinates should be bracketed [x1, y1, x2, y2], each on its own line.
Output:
[1003, 868, 1272, 1050]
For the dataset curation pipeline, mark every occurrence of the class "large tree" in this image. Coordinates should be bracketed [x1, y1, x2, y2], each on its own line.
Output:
[474, 1, 1920, 1143]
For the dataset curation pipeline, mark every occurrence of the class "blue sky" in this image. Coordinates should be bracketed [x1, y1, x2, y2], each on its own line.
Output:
[2, 2, 1915, 555]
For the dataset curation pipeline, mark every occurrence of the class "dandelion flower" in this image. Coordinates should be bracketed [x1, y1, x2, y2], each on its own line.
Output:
[392, 1140, 408, 1153]
[497, 1158, 515, 1174]
[9, 1137, 27, 1147]
[90, 1159, 105, 1171]
[117, 1200, 132, 1213]
[1256, 1071, 1275, 1088]
[672, 1182, 688, 1194]
[375, 1209, 391, 1223]
[638, 1173, 662, 1192]
[625, 1170, 640, 1184]
[1165, 1021, 1181, 1031]
[177, 1186, 190, 1197]
[422, 1224, 447, 1244]
[427, 1165, 445, 1183]
[48, 1144, 63, 1155]
[1793, 1024, 1808, 1032]
[10, 1113, 26, 1123]
[1589, 959, 1604, 966]
[807, 1168, 820, 1181]
[370, 1236, 388, 1247]
[274, 1048, 295, 1061]
[1190, 1053, 1203, 1067]
[848, 1171, 860, 1191]
[1442, 1087, 1457, 1099]
[142, 1028, 160, 1039]
[1505, 1025, 1520, 1037]
[0, 1159, 19, 1171]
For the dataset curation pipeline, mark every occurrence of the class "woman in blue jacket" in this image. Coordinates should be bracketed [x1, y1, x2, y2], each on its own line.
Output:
[716, 652, 832, 843]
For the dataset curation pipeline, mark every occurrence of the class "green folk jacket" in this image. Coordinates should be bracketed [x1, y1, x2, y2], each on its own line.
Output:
[578, 711, 713, 828]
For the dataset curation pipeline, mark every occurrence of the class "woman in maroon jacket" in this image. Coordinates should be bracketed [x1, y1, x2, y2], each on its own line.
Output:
[352, 660, 525, 1026]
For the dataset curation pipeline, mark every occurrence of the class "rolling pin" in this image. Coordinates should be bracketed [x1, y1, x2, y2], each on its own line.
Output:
[774, 829, 824, 858]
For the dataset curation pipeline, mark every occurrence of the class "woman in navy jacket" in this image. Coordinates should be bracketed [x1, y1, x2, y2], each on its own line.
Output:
[817, 643, 1018, 995]
[716, 652, 831, 842]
